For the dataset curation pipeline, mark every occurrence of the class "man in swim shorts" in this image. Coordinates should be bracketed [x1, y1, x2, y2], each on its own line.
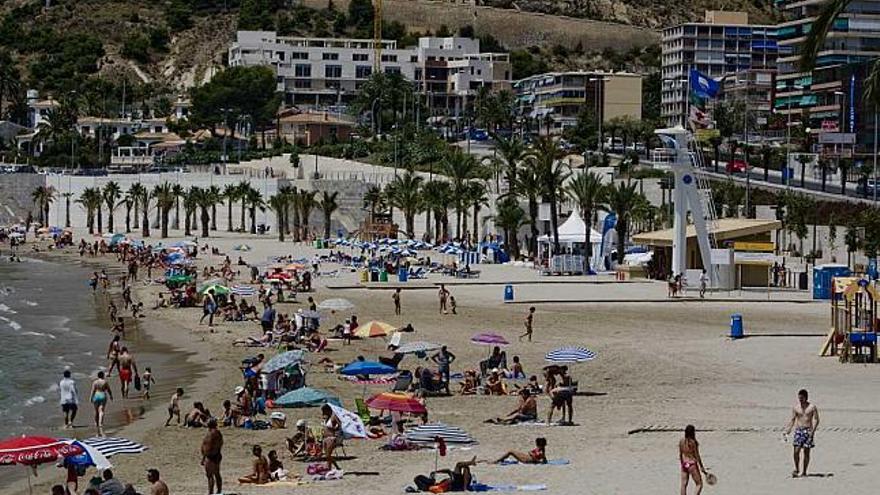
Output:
[784, 388, 820, 477]
[118, 347, 138, 399]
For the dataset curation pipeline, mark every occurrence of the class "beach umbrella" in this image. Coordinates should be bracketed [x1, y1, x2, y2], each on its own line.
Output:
[108, 233, 126, 246]
[166, 274, 193, 284]
[0, 435, 84, 494]
[63, 441, 112, 471]
[300, 310, 321, 319]
[77, 437, 147, 457]
[262, 350, 306, 374]
[170, 240, 197, 248]
[231, 285, 257, 297]
[365, 392, 426, 414]
[196, 278, 225, 292]
[403, 423, 476, 445]
[317, 298, 355, 312]
[273, 387, 341, 408]
[340, 360, 397, 376]
[353, 320, 396, 338]
[342, 376, 397, 386]
[470, 332, 510, 346]
[396, 341, 443, 354]
[233, 244, 252, 252]
[545, 346, 597, 364]
[198, 284, 230, 295]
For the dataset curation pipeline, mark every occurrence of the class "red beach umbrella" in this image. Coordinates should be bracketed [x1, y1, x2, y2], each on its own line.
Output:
[0, 436, 82, 466]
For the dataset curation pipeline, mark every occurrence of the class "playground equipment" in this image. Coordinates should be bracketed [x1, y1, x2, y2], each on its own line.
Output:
[652, 126, 719, 286]
[822, 277, 879, 362]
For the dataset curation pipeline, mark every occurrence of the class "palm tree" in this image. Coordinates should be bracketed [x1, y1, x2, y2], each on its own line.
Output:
[298, 190, 317, 240]
[492, 196, 525, 260]
[363, 185, 384, 221]
[102, 181, 121, 233]
[529, 136, 570, 255]
[222, 183, 238, 232]
[465, 181, 489, 245]
[35, 108, 74, 150]
[237, 181, 252, 232]
[31, 185, 56, 227]
[278, 185, 296, 236]
[385, 171, 424, 238]
[512, 166, 543, 258]
[488, 134, 526, 194]
[153, 182, 177, 238]
[62, 192, 73, 228]
[838, 158, 852, 196]
[127, 183, 145, 230]
[267, 192, 289, 242]
[190, 187, 213, 238]
[244, 187, 265, 234]
[606, 181, 642, 264]
[318, 190, 340, 239]
[121, 195, 133, 234]
[566, 171, 607, 261]
[0, 51, 20, 119]
[422, 180, 452, 242]
[442, 149, 481, 238]
[139, 186, 150, 237]
[172, 184, 184, 231]
[207, 185, 222, 231]
[77, 188, 102, 234]
[290, 189, 302, 242]
[183, 187, 198, 237]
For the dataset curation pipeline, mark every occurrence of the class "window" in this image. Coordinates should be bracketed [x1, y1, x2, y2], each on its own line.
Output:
[325, 65, 342, 78]
[294, 80, 311, 89]
[291, 52, 308, 60]
[384, 66, 401, 75]
[326, 80, 341, 89]
[355, 65, 372, 79]
[381, 54, 397, 62]
[276, 51, 285, 61]
[352, 53, 369, 61]
[322, 52, 339, 60]
[410, 55, 418, 63]
[294, 64, 311, 77]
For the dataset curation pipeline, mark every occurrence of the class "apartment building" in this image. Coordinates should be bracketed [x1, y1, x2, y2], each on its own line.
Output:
[661, 11, 778, 127]
[719, 69, 777, 138]
[776, 0, 880, 156]
[513, 71, 642, 134]
[228, 31, 511, 113]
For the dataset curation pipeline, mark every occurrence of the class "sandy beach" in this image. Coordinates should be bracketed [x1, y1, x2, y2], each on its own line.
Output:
[10, 231, 880, 495]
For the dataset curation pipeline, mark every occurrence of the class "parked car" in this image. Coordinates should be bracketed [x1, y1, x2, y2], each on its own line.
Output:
[467, 128, 489, 141]
[726, 159, 748, 174]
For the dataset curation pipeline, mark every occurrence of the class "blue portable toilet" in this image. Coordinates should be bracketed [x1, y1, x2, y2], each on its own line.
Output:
[812, 264, 851, 299]
[730, 314, 744, 339]
[504, 284, 514, 301]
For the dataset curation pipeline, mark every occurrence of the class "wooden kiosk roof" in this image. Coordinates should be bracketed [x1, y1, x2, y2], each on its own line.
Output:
[632, 219, 782, 247]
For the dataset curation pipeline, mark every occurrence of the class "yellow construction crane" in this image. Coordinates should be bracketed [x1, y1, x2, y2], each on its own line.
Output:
[373, 0, 382, 72]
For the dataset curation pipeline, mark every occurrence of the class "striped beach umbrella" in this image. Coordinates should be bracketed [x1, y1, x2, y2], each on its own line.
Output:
[545, 346, 597, 364]
[365, 392, 427, 414]
[231, 285, 257, 296]
[404, 423, 476, 445]
[396, 341, 443, 354]
[78, 437, 147, 457]
[317, 298, 355, 312]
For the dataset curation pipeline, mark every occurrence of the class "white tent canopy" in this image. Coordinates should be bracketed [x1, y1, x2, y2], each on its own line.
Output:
[538, 207, 602, 244]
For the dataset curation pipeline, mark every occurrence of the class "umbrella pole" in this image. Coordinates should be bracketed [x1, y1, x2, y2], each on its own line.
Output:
[26, 466, 32, 495]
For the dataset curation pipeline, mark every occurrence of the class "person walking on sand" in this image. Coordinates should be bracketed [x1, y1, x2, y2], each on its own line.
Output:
[106, 335, 122, 376]
[431, 345, 456, 394]
[117, 347, 138, 399]
[679, 425, 709, 495]
[59, 369, 79, 429]
[519, 307, 535, 342]
[142, 367, 155, 400]
[392, 288, 402, 315]
[90, 371, 112, 435]
[784, 388, 820, 478]
[199, 289, 216, 329]
[699, 269, 709, 299]
[201, 418, 224, 494]
[438, 284, 450, 314]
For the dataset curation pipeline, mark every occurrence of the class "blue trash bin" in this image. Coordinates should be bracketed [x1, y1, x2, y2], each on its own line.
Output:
[504, 284, 514, 301]
[398, 269, 408, 282]
[730, 313, 744, 339]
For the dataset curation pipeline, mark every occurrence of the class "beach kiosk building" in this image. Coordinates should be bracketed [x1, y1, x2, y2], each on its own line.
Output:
[632, 218, 781, 287]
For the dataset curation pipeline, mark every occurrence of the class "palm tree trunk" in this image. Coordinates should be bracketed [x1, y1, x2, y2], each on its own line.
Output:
[133, 201, 140, 229]
[472, 204, 479, 245]
[324, 212, 332, 239]
[250, 207, 257, 234]
[211, 205, 217, 231]
[528, 199, 539, 258]
[425, 209, 432, 241]
[201, 208, 210, 237]
[87, 208, 94, 234]
[616, 219, 627, 264]
[174, 199, 180, 230]
[278, 211, 285, 242]
[65, 197, 71, 228]
[583, 207, 593, 263]
[549, 195, 560, 255]
[227, 200, 233, 232]
[107, 205, 114, 232]
[240, 201, 246, 232]
[184, 209, 191, 236]
[141, 198, 150, 237]
[162, 210, 169, 238]
[96, 205, 103, 233]
[293, 207, 301, 242]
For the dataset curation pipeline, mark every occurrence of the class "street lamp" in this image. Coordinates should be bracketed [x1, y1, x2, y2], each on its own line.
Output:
[589, 76, 610, 152]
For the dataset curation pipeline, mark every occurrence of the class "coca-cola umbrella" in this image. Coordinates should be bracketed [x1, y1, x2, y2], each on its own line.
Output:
[0, 435, 84, 494]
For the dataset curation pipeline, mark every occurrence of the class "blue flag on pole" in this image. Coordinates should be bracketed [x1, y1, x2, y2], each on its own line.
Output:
[689, 69, 720, 99]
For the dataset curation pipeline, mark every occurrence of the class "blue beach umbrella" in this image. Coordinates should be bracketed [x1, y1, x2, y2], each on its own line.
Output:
[545, 346, 597, 364]
[340, 360, 397, 376]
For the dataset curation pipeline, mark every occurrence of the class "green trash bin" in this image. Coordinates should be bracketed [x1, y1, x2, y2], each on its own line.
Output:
[379, 270, 388, 282]
[315, 239, 324, 249]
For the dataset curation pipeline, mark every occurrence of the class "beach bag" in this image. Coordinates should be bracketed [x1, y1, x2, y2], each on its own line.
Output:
[133, 374, 142, 391]
[413, 475, 434, 491]
[428, 480, 451, 493]
[307, 463, 330, 475]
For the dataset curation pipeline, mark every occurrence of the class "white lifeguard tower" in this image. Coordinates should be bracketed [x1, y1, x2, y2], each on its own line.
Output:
[652, 126, 719, 287]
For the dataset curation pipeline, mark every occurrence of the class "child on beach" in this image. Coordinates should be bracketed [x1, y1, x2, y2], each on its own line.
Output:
[449, 296, 457, 315]
[165, 387, 184, 426]
[142, 367, 155, 400]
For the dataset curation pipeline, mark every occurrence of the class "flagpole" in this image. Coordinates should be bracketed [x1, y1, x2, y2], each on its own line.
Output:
[685, 64, 691, 129]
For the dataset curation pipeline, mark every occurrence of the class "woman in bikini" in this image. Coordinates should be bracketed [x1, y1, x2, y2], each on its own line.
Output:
[492, 437, 547, 464]
[90, 371, 113, 435]
[679, 425, 709, 495]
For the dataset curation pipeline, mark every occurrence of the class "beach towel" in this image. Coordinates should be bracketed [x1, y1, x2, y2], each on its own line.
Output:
[469, 483, 548, 492]
[498, 459, 570, 466]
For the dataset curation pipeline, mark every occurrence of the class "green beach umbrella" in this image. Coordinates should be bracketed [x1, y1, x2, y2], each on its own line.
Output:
[166, 274, 193, 284]
[198, 284, 230, 295]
